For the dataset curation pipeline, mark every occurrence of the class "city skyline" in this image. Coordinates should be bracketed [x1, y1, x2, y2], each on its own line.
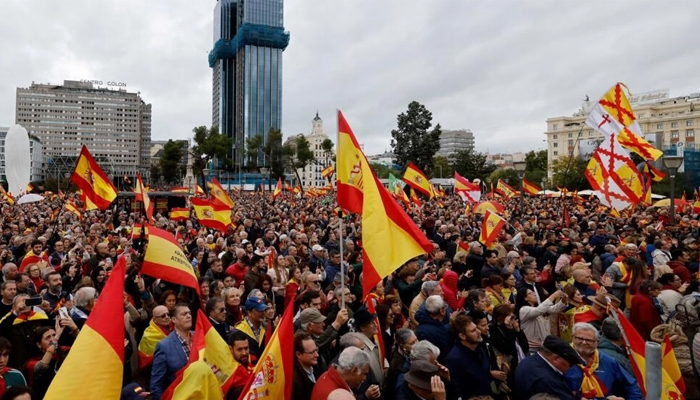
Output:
[0, 1, 699, 156]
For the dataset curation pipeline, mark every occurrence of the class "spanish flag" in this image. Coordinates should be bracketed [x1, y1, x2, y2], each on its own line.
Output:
[661, 334, 686, 392]
[454, 172, 481, 203]
[25, 183, 34, 193]
[70, 145, 117, 210]
[134, 172, 153, 221]
[78, 189, 99, 211]
[293, 186, 301, 194]
[209, 177, 234, 208]
[191, 197, 232, 232]
[321, 164, 335, 178]
[393, 185, 410, 205]
[169, 207, 190, 221]
[410, 187, 422, 207]
[403, 162, 435, 198]
[522, 179, 541, 196]
[0, 186, 14, 205]
[273, 178, 282, 199]
[195, 184, 205, 196]
[337, 112, 365, 214]
[137, 319, 170, 369]
[65, 200, 82, 220]
[141, 225, 200, 293]
[338, 112, 433, 296]
[44, 255, 126, 399]
[479, 209, 506, 247]
[162, 310, 249, 399]
[238, 302, 295, 400]
[496, 179, 517, 198]
[172, 186, 189, 194]
[19, 250, 49, 272]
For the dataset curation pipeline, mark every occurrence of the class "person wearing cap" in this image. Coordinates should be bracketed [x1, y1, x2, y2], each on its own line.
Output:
[396, 359, 446, 400]
[564, 323, 641, 400]
[322, 250, 343, 288]
[514, 335, 585, 400]
[575, 292, 621, 331]
[300, 307, 349, 374]
[353, 306, 387, 390]
[232, 297, 269, 366]
[311, 347, 371, 400]
[308, 244, 328, 274]
[443, 313, 491, 399]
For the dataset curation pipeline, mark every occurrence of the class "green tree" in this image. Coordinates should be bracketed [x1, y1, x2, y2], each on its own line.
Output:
[370, 163, 402, 179]
[150, 163, 162, 185]
[245, 134, 264, 169]
[160, 140, 186, 184]
[285, 135, 315, 191]
[551, 155, 589, 190]
[525, 150, 547, 172]
[449, 148, 496, 180]
[432, 156, 453, 179]
[489, 169, 520, 188]
[191, 126, 233, 179]
[390, 101, 441, 174]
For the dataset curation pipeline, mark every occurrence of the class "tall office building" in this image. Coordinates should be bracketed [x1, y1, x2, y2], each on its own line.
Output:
[15, 80, 152, 180]
[209, 0, 290, 169]
[438, 129, 475, 157]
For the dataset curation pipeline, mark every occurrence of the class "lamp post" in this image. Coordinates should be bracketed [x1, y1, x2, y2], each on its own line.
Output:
[541, 178, 546, 192]
[662, 155, 684, 225]
[259, 167, 269, 193]
[514, 161, 527, 219]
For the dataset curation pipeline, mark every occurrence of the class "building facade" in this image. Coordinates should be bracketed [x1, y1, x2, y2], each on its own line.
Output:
[438, 129, 474, 157]
[209, 0, 290, 169]
[296, 113, 333, 188]
[15, 80, 152, 181]
[544, 90, 700, 173]
[0, 126, 44, 183]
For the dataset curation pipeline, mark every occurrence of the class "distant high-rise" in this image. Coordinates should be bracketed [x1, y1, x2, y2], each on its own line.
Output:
[209, 0, 290, 169]
[438, 129, 475, 157]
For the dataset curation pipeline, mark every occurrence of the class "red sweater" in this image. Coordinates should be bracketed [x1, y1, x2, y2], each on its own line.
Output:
[630, 293, 662, 341]
[440, 270, 465, 311]
[311, 366, 352, 400]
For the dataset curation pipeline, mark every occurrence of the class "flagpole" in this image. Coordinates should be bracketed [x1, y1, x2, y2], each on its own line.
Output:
[335, 109, 346, 310]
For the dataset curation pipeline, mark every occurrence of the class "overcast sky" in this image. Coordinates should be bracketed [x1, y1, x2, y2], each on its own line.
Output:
[1, 1, 699, 156]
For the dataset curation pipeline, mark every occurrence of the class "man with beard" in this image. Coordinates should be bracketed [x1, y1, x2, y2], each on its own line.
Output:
[41, 271, 72, 320]
[443, 314, 492, 399]
[226, 330, 253, 399]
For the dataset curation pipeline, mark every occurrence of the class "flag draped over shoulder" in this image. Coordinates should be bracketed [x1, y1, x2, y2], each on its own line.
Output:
[454, 172, 481, 203]
[209, 177, 234, 208]
[238, 302, 295, 400]
[71, 145, 117, 210]
[162, 310, 248, 400]
[584, 133, 644, 211]
[191, 197, 232, 232]
[44, 256, 126, 399]
[402, 162, 435, 198]
[522, 179, 541, 196]
[336, 111, 365, 214]
[479, 209, 506, 247]
[585, 83, 662, 161]
[337, 112, 433, 295]
[134, 172, 153, 221]
[141, 225, 200, 293]
[496, 179, 517, 198]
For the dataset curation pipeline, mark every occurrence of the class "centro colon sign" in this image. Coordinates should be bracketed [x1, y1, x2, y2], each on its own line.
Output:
[80, 79, 127, 88]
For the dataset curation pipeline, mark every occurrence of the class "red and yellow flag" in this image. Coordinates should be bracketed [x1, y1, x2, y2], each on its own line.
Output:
[137, 319, 170, 369]
[662, 334, 686, 393]
[410, 187, 422, 207]
[496, 179, 517, 198]
[191, 197, 232, 232]
[321, 164, 335, 178]
[238, 303, 294, 400]
[70, 145, 117, 210]
[25, 183, 34, 193]
[403, 162, 435, 198]
[479, 209, 506, 247]
[195, 185, 205, 196]
[65, 200, 82, 220]
[162, 310, 249, 400]
[209, 178, 234, 208]
[141, 225, 200, 293]
[0, 185, 14, 205]
[169, 207, 190, 221]
[522, 179, 541, 196]
[273, 178, 282, 199]
[134, 172, 153, 222]
[172, 186, 190, 194]
[293, 186, 301, 194]
[336, 111, 364, 214]
[393, 185, 410, 205]
[44, 256, 126, 399]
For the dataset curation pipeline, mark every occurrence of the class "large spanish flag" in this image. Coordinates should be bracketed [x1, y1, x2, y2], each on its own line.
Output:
[169, 207, 190, 221]
[479, 209, 506, 247]
[44, 255, 126, 399]
[134, 172, 153, 221]
[336, 111, 364, 214]
[191, 197, 232, 232]
[522, 179, 541, 196]
[238, 302, 295, 400]
[141, 225, 200, 293]
[70, 145, 117, 210]
[496, 179, 517, 198]
[162, 310, 248, 400]
[273, 178, 282, 199]
[403, 162, 435, 198]
[209, 177, 234, 208]
[661, 334, 686, 392]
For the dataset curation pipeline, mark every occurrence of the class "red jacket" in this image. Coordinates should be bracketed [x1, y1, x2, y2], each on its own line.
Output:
[440, 270, 465, 311]
[668, 261, 692, 283]
[630, 292, 662, 341]
[311, 365, 352, 400]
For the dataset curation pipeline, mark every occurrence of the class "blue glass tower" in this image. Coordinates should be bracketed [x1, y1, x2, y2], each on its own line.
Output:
[210, 0, 290, 168]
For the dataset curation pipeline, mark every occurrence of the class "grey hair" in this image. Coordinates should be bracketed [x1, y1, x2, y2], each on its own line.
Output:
[572, 322, 598, 337]
[604, 244, 616, 253]
[410, 340, 440, 361]
[222, 286, 240, 299]
[506, 251, 521, 264]
[247, 289, 264, 300]
[339, 332, 365, 350]
[421, 280, 439, 296]
[600, 317, 622, 341]
[12, 293, 30, 306]
[1, 264, 16, 275]
[425, 295, 445, 314]
[394, 328, 414, 349]
[337, 347, 370, 373]
[74, 287, 97, 308]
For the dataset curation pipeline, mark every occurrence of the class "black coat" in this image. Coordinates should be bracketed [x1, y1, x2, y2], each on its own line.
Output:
[514, 353, 576, 400]
[292, 360, 321, 400]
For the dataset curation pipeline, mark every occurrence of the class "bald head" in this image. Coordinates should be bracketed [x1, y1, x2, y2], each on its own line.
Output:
[152, 305, 170, 326]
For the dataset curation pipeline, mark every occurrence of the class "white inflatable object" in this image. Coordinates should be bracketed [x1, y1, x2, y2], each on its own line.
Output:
[4, 125, 31, 196]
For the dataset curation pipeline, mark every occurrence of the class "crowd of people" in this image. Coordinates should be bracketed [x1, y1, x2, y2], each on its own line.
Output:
[0, 188, 698, 400]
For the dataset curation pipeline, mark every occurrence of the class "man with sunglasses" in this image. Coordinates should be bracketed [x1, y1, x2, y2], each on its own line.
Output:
[206, 297, 231, 340]
[137, 305, 173, 370]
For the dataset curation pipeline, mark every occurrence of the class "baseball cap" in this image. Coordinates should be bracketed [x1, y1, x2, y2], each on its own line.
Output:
[300, 308, 326, 326]
[244, 297, 270, 312]
[542, 335, 585, 365]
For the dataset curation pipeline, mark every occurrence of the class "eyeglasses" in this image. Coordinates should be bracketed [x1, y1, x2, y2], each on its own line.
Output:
[218, 308, 226, 313]
[302, 348, 319, 354]
[573, 336, 597, 344]
[154, 314, 170, 319]
[310, 281, 320, 285]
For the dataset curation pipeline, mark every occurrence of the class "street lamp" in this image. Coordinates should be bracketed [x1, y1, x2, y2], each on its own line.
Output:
[541, 178, 546, 192]
[259, 167, 269, 192]
[513, 161, 527, 219]
[662, 156, 684, 225]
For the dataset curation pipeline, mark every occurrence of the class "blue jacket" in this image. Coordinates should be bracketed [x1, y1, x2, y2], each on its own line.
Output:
[414, 316, 452, 361]
[564, 351, 642, 400]
[150, 331, 190, 400]
[443, 341, 492, 399]
[600, 253, 616, 273]
[515, 353, 576, 400]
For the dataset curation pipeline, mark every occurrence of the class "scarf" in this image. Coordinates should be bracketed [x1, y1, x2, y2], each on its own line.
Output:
[0, 367, 12, 395]
[579, 350, 607, 398]
[487, 287, 506, 306]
